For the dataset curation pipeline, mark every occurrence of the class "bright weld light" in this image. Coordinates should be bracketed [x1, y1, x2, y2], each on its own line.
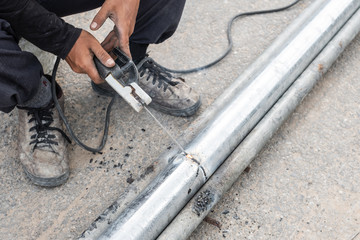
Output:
[186, 154, 193, 159]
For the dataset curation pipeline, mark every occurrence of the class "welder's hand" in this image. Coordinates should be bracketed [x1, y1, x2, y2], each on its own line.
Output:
[90, 0, 140, 58]
[65, 30, 115, 84]
[101, 27, 118, 54]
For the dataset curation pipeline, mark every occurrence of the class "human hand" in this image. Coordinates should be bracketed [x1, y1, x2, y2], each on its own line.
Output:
[101, 27, 118, 55]
[90, 0, 140, 58]
[65, 30, 115, 84]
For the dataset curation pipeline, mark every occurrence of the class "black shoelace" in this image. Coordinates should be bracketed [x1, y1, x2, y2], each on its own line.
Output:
[138, 57, 179, 92]
[28, 104, 71, 152]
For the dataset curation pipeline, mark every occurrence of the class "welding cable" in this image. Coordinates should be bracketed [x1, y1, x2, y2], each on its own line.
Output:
[158, 0, 302, 74]
[51, 56, 116, 153]
[50, 0, 301, 153]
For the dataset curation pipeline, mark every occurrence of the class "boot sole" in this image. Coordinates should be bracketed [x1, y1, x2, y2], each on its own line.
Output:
[23, 168, 69, 187]
[92, 82, 201, 117]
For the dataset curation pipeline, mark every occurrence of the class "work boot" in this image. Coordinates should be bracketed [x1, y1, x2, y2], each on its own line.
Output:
[92, 56, 201, 117]
[17, 79, 70, 187]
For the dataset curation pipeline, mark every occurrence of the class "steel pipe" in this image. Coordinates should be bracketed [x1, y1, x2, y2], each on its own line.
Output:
[98, 0, 360, 239]
[81, 1, 328, 238]
[158, 6, 360, 239]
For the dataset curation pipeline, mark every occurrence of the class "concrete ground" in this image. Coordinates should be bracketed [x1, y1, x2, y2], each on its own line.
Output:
[1, 0, 359, 239]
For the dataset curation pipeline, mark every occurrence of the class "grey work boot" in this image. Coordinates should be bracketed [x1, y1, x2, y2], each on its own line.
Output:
[92, 57, 201, 117]
[18, 83, 70, 187]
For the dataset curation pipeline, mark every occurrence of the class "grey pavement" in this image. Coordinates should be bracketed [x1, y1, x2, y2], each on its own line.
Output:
[1, 0, 359, 239]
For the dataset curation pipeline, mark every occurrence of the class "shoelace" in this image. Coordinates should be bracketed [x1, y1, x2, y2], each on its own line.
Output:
[28, 104, 71, 152]
[137, 57, 179, 92]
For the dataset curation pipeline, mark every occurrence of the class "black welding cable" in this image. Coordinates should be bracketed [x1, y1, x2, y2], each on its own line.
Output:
[51, 57, 116, 153]
[51, 0, 301, 153]
[159, 0, 302, 74]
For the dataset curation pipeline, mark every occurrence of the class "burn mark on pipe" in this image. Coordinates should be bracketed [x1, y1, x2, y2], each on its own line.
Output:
[192, 189, 214, 216]
[79, 201, 120, 238]
[184, 153, 208, 180]
[318, 63, 324, 72]
[199, 166, 207, 179]
[140, 165, 154, 179]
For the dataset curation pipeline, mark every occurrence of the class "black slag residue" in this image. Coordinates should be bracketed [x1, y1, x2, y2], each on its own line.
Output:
[193, 189, 214, 216]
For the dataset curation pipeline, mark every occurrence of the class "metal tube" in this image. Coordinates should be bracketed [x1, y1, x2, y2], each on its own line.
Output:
[98, 1, 360, 239]
[158, 7, 360, 239]
[81, 1, 329, 238]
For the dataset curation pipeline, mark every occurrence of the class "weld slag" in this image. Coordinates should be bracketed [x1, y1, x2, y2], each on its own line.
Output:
[192, 189, 214, 216]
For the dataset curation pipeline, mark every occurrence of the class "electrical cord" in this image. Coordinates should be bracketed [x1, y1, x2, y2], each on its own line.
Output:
[51, 0, 301, 153]
[159, 0, 302, 74]
[51, 57, 116, 153]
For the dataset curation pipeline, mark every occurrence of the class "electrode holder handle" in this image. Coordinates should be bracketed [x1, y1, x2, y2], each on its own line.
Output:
[93, 48, 152, 112]
[94, 48, 139, 85]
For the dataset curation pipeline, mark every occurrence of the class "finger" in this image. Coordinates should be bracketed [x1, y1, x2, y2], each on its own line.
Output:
[102, 39, 117, 53]
[101, 31, 118, 52]
[109, 51, 116, 59]
[91, 6, 108, 30]
[118, 34, 131, 58]
[93, 44, 115, 67]
[87, 63, 105, 84]
[101, 30, 115, 47]
[102, 40, 115, 53]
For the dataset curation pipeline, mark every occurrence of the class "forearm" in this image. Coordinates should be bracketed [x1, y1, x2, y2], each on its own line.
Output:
[0, 0, 81, 58]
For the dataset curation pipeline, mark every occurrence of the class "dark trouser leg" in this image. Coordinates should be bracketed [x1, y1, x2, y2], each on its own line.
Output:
[0, 0, 105, 114]
[0, 0, 104, 114]
[130, 0, 186, 62]
[0, 0, 186, 113]
[38, 0, 186, 44]
[131, 0, 186, 44]
[36, 0, 104, 17]
[39, 0, 186, 60]
[0, 19, 43, 113]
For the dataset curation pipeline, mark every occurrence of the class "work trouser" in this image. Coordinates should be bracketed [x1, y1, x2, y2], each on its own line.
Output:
[0, 0, 186, 113]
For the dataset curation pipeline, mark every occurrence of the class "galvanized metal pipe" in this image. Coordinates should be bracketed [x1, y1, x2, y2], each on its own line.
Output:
[158, 6, 360, 239]
[81, 1, 327, 238]
[98, 0, 360, 239]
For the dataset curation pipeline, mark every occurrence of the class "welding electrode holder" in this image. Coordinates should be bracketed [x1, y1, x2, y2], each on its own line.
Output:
[94, 47, 139, 85]
[93, 47, 152, 112]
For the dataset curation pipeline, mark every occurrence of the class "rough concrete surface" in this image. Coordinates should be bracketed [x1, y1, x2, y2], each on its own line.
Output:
[0, 0, 359, 239]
